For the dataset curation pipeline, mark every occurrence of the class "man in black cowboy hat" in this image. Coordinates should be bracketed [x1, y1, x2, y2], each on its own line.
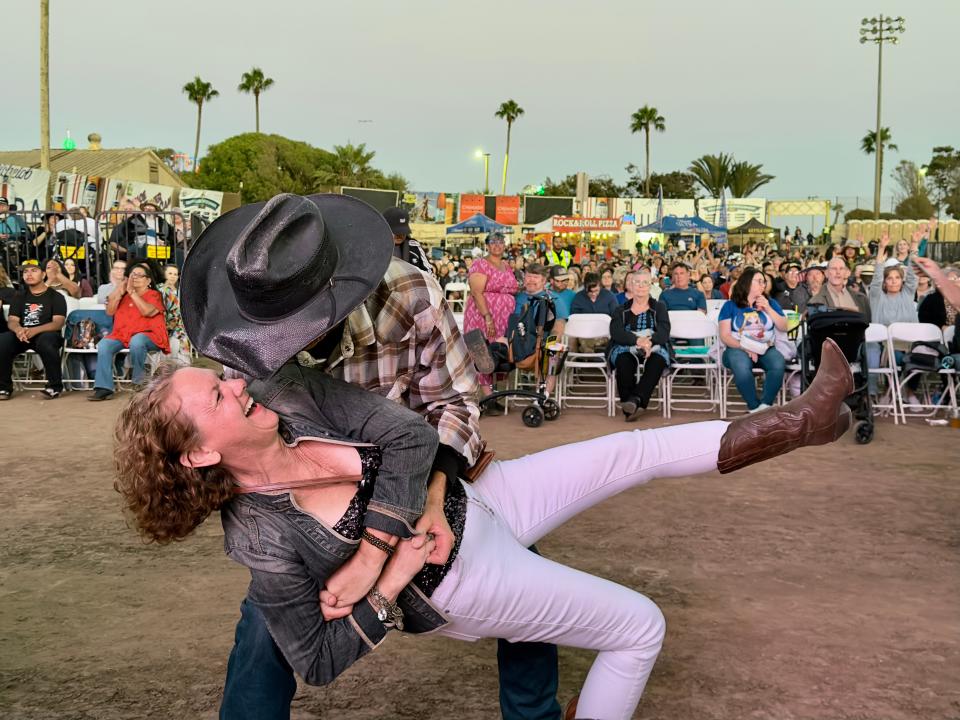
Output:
[180, 194, 564, 720]
[383, 205, 432, 274]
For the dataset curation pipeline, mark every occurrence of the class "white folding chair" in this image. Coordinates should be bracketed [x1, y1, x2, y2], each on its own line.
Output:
[706, 298, 726, 316]
[665, 311, 720, 418]
[558, 313, 614, 416]
[887, 322, 957, 422]
[859, 322, 899, 422]
[444, 282, 468, 313]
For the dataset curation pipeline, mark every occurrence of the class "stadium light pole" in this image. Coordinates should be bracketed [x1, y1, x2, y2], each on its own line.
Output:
[860, 14, 905, 219]
[475, 149, 490, 195]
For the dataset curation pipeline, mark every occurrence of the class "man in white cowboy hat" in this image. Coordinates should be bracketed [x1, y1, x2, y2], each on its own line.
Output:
[181, 193, 561, 720]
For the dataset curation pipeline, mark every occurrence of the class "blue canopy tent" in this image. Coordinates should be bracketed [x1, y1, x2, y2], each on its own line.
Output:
[636, 215, 727, 235]
[445, 213, 510, 235]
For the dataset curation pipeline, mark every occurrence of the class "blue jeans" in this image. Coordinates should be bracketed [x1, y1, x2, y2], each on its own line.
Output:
[220, 600, 297, 720]
[94, 334, 158, 391]
[723, 346, 785, 409]
[220, 570, 561, 720]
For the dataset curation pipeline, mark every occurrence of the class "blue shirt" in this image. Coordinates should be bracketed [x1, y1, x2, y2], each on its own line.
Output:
[718, 298, 785, 344]
[514, 290, 570, 320]
[659, 286, 707, 312]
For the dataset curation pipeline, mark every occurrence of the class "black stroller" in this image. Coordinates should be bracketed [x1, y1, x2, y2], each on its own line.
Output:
[477, 293, 568, 427]
[799, 307, 874, 444]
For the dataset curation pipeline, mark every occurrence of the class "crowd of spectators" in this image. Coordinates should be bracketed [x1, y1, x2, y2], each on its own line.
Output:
[425, 231, 958, 417]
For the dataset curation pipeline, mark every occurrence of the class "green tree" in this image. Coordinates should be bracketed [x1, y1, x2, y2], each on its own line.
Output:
[861, 127, 898, 193]
[541, 174, 623, 197]
[924, 146, 960, 219]
[845, 208, 899, 221]
[624, 166, 700, 199]
[629, 105, 666, 196]
[186, 133, 333, 202]
[314, 143, 381, 190]
[891, 160, 935, 219]
[495, 100, 524, 194]
[726, 161, 775, 197]
[688, 153, 734, 198]
[237, 67, 275, 133]
[182, 76, 219, 166]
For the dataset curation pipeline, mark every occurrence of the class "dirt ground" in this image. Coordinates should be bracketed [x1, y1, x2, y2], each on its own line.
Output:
[1, 390, 959, 720]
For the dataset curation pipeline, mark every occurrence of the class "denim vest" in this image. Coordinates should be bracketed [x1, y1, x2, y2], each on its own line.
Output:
[221, 364, 447, 686]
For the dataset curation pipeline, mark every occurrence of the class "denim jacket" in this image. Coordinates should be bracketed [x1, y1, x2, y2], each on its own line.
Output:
[221, 363, 448, 686]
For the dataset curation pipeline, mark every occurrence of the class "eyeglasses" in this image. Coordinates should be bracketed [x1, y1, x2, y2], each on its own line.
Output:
[129, 272, 149, 279]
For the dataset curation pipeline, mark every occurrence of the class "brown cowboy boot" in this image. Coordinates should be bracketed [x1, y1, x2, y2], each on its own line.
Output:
[717, 337, 853, 474]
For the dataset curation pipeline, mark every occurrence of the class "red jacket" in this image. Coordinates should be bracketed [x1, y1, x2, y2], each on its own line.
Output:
[107, 288, 170, 352]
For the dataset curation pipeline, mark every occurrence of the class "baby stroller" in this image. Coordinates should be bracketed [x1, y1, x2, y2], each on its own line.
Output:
[799, 307, 873, 444]
[477, 293, 568, 427]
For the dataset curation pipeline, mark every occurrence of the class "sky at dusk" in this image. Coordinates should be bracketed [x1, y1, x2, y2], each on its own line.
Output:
[5, 0, 958, 207]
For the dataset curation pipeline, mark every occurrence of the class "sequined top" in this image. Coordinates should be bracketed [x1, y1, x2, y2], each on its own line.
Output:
[332, 446, 467, 597]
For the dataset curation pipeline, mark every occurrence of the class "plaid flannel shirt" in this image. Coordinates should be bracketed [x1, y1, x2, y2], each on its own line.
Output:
[323, 258, 482, 466]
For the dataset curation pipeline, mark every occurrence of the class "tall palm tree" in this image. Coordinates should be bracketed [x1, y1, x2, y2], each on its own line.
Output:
[726, 161, 775, 197]
[629, 105, 666, 197]
[861, 127, 898, 187]
[182, 76, 219, 167]
[313, 143, 379, 190]
[688, 153, 734, 198]
[495, 100, 524, 194]
[237, 67, 274, 133]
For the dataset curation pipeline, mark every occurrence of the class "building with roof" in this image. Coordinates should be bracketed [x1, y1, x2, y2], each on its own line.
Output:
[0, 146, 183, 188]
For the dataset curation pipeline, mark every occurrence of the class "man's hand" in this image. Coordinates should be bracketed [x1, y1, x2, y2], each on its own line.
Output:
[416, 503, 453, 565]
[14, 327, 30, 342]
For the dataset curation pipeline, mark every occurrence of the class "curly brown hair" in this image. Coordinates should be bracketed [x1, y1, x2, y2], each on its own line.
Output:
[113, 362, 235, 544]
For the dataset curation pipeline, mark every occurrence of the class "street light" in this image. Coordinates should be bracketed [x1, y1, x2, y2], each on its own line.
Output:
[860, 14, 905, 220]
[474, 149, 490, 195]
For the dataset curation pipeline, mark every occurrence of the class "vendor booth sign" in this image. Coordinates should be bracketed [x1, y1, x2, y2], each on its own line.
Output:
[552, 217, 623, 233]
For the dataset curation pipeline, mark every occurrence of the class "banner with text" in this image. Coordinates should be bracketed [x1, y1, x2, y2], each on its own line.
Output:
[495, 196, 520, 225]
[458, 193, 485, 221]
[0, 164, 51, 211]
[698, 197, 766, 227]
[53, 172, 101, 213]
[99, 179, 176, 213]
[407, 191, 455, 224]
[627, 198, 697, 226]
[552, 216, 623, 233]
[178, 187, 225, 224]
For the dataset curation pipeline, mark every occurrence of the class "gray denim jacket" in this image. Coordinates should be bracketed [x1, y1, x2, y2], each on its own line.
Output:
[221, 363, 449, 686]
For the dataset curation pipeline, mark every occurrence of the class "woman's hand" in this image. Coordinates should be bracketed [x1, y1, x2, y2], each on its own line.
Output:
[384, 533, 436, 589]
[748, 350, 759, 363]
[320, 542, 389, 610]
[125, 275, 138, 296]
[753, 295, 770, 313]
[484, 315, 496, 339]
[878, 233, 889, 256]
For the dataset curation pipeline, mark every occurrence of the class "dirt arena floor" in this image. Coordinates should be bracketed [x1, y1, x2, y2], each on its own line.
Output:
[2, 389, 959, 720]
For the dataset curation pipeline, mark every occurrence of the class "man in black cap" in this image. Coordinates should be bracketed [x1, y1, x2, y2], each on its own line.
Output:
[383, 206, 432, 274]
[773, 262, 811, 314]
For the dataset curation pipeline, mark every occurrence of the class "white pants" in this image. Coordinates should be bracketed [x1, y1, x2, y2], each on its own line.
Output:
[432, 421, 729, 720]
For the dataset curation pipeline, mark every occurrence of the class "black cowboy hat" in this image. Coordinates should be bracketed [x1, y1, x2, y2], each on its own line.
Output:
[181, 193, 393, 378]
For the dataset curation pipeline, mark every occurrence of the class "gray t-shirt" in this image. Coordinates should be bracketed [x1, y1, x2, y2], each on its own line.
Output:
[96, 282, 115, 304]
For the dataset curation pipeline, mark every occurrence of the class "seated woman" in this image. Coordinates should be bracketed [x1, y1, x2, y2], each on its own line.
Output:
[608, 268, 670, 421]
[866, 234, 920, 405]
[44, 258, 81, 299]
[63, 257, 94, 298]
[115, 347, 851, 720]
[90, 261, 169, 400]
[719, 267, 789, 413]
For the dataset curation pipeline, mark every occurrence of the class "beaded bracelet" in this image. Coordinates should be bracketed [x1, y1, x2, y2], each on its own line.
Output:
[361, 530, 395, 556]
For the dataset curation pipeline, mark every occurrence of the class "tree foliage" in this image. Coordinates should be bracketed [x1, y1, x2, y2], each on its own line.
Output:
[726, 161, 775, 197]
[623, 166, 699, 199]
[185, 133, 332, 202]
[891, 160, 935, 219]
[313, 143, 408, 192]
[541, 174, 623, 197]
[844, 208, 899, 221]
[688, 153, 734, 198]
[924, 145, 960, 219]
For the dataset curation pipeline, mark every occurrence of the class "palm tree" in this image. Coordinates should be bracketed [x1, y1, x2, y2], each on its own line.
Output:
[629, 105, 666, 196]
[688, 153, 734, 198]
[237, 67, 274, 133]
[861, 127, 898, 185]
[494, 100, 524, 194]
[313, 143, 379, 190]
[726, 161, 775, 197]
[832, 200, 845, 225]
[182, 76, 219, 167]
